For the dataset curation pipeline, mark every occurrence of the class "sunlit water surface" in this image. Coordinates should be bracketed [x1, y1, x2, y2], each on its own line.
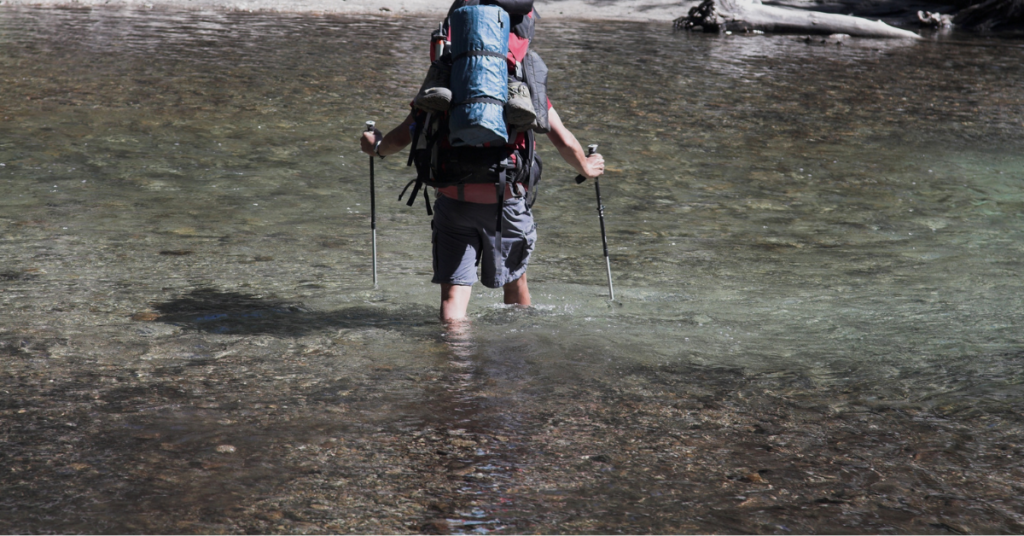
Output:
[2, 7, 1024, 534]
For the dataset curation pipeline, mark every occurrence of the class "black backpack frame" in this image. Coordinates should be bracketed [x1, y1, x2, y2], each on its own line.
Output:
[400, 106, 537, 215]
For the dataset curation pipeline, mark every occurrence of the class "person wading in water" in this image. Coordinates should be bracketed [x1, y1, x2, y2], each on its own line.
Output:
[359, 0, 604, 324]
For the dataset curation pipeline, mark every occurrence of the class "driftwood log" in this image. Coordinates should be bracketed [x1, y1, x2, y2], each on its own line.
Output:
[675, 0, 922, 38]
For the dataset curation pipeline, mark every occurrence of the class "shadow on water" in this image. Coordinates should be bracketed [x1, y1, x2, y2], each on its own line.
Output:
[151, 288, 437, 335]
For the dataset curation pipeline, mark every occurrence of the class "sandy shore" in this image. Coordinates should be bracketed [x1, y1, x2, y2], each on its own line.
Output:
[0, 0, 694, 22]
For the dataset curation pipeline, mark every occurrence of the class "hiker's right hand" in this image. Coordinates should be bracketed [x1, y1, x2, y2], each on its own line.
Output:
[360, 129, 383, 157]
[581, 152, 605, 180]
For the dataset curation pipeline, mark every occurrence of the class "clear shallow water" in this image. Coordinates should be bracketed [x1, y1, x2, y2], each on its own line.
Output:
[2, 7, 1024, 534]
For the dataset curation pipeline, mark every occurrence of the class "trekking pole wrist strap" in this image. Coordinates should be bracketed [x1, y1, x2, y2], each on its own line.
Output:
[374, 139, 386, 159]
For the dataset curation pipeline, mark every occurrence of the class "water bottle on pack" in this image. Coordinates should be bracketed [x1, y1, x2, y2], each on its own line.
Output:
[430, 21, 449, 62]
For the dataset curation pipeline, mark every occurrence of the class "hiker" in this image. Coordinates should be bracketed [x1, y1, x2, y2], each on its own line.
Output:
[359, 0, 604, 323]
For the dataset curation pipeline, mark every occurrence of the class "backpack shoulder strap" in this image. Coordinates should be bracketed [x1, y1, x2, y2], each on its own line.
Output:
[523, 50, 550, 133]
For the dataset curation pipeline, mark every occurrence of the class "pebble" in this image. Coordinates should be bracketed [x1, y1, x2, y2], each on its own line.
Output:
[215, 444, 237, 454]
[744, 472, 766, 483]
[131, 312, 161, 322]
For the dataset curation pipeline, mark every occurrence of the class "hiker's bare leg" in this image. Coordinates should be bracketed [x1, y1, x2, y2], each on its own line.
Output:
[503, 273, 531, 307]
[440, 283, 473, 322]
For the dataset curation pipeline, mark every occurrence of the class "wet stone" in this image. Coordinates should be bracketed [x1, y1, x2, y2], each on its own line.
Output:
[131, 312, 161, 321]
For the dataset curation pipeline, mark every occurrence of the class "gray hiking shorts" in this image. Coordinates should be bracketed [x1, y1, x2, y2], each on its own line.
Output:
[431, 194, 537, 289]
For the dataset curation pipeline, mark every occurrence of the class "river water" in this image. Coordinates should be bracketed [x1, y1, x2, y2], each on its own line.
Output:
[2, 6, 1024, 534]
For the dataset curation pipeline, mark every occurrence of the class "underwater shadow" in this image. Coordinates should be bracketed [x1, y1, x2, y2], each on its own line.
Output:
[150, 288, 437, 336]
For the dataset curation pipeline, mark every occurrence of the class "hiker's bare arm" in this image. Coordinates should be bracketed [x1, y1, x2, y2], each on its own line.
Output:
[546, 107, 605, 180]
[360, 112, 415, 158]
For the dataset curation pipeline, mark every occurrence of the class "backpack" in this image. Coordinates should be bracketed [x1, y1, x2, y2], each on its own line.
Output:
[400, 0, 549, 215]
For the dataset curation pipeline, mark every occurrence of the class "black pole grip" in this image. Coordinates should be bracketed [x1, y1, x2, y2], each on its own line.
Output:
[574, 144, 598, 184]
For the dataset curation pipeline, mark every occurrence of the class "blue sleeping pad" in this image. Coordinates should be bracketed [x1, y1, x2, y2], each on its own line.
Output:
[448, 5, 510, 147]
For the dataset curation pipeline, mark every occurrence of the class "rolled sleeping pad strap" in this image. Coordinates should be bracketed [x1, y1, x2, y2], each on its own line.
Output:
[449, 4, 510, 147]
[452, 49, 507, 62]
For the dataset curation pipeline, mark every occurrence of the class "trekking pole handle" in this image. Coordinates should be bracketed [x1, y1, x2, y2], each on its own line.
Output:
[365, 121, 375, 132]
[574, 144, 599, 184]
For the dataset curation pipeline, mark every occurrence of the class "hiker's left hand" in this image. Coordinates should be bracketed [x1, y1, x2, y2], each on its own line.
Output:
[360, 129, 383, 157]
[581, 152, 605, 180]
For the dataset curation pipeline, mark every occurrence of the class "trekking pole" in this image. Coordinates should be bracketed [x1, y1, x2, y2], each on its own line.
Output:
[366, 120, 378, 288]
[574, 144, 614, 301]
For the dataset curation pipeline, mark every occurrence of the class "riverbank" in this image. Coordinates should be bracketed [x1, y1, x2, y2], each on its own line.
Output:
[0, 0, 694, 21]
[0, 0, 973, 31]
